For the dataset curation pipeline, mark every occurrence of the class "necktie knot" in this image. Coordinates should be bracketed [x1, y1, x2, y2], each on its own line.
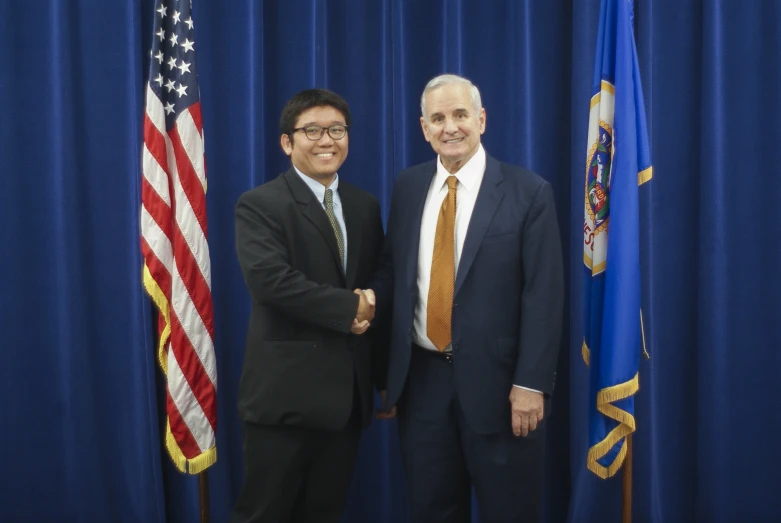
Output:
[324, 188, 333, 204]
[446, 175, 458, 191]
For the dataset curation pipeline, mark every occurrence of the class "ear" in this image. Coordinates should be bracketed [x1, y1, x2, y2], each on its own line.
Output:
[420, 116, 432, 143]
[478, 108, 486, 135]
[280, 133, 293, 156]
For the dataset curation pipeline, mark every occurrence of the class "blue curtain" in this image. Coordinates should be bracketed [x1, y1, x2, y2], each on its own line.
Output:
[1, 0, 780, 522]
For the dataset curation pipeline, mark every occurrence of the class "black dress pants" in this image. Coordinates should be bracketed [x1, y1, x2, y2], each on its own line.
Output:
[231, 386, 362, 523]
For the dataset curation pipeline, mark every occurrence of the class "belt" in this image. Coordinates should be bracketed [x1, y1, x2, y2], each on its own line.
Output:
[412, 343, 453, 364]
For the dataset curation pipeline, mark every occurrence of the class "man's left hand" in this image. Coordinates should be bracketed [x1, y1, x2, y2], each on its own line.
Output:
[509, 387, 544, 437]
[375, 390, 397, 420]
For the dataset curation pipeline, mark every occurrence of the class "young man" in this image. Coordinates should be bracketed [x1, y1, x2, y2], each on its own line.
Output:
[232, 89, 386, 523]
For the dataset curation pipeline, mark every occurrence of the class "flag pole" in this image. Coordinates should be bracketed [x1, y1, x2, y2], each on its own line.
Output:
[622, 434, 633, 523]
[199, 471, 210, 523]
[623, 310, 648, 523]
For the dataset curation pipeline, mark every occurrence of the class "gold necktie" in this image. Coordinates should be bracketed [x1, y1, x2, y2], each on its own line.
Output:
[427, 176, 457, 351]
[324, 189, 345, 269]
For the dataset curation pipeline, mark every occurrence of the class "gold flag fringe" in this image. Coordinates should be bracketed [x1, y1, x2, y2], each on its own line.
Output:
[166, 420, 217, 474]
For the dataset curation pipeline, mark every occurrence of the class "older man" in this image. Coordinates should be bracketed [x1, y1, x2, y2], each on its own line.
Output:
[369, 74, 564, 522]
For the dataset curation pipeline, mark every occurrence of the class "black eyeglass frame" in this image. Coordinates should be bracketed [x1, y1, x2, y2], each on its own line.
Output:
[291, 124, 349, 141]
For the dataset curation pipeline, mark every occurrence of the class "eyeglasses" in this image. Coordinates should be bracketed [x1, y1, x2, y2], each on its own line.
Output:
[292, 124, 349, 141]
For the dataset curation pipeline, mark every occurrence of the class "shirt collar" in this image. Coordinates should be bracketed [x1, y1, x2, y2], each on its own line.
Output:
[434, 143, 486, 193]
[293, 165, 339, 203]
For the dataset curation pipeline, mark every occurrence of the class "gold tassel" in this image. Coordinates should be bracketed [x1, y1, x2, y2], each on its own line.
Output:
[142, 264, 172, 373]
[187, 447, 218, 474]
[165, 420, 217, 474]
[165, 422, 187, 473]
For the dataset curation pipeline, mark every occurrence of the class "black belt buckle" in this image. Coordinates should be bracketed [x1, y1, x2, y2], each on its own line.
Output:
[413, 343, 454, 364]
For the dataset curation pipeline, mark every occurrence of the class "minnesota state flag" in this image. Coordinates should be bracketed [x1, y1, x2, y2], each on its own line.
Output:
[582, 0, 652, 479]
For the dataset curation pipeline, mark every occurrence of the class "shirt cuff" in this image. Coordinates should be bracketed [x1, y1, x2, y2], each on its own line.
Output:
[513, 384, 542, 394]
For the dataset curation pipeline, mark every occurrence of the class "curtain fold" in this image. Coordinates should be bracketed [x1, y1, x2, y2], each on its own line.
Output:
[1, 1, 167, 522]
[2, 0, 780, 522]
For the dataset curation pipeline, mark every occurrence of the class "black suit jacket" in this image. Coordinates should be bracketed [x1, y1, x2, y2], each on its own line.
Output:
[235, 168, 387, 430]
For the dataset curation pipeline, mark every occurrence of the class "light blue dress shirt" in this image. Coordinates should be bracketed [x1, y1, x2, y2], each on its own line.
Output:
[293, 167, 348, 272]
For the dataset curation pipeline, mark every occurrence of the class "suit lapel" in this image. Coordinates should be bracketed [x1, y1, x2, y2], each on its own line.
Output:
[284, 169, 345, 283]
[406, 164, 438, 292]
[455, 155, 504, 295]
[339, 184, 360, 289]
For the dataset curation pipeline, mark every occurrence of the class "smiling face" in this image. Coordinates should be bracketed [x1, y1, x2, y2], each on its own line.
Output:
[280, 105, 348, 186]
[420, 83, 486, 174]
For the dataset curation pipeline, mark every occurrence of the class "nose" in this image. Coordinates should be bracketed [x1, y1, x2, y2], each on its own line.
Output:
[443, 118, 458, 134]
[317, 130, 335, 145]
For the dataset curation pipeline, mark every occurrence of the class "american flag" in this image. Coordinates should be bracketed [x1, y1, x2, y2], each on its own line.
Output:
[140, 0, 217, 474]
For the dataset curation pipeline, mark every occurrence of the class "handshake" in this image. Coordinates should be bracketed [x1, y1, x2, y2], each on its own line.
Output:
[351, 289, 376, 335]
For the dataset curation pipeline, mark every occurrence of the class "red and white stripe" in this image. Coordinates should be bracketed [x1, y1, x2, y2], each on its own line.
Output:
[141, 83, 217, 474]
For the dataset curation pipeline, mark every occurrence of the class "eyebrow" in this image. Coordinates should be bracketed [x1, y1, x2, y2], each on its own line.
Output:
[300, 121, 346, 126]
[429, 109, 469, 119]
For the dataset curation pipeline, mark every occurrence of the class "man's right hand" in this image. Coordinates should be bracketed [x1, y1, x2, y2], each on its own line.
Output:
[355, 289, 375, 322]
[351, 289, 375, 335]
[351, 318, 370, 335]
[362, 289, 376, 307]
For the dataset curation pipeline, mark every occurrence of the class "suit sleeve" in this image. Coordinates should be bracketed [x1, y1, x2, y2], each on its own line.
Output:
[367, 179, 400, 322]
[367, 198, 390, 391]
[235, 192, 359, 334]
[513, 181, 564, 395]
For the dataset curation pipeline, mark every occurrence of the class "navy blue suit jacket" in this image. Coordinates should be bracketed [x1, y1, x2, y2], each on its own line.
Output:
[372, 154, 564, 434]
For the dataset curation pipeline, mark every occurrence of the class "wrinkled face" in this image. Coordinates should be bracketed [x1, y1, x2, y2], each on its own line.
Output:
[420, 84, 486, 173]
[280, 105, 348, 184]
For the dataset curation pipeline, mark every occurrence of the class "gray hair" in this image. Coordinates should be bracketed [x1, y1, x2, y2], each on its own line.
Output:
[420, 74, 483, 121]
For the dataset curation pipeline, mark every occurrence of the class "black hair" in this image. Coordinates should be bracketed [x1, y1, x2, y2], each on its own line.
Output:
[279, 88, 351, 138]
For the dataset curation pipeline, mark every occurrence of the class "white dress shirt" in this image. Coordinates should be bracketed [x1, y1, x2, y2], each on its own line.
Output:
[294, 167, 347, 272]
[411, 145, 539, 394]
[413, 145, 486, 351]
